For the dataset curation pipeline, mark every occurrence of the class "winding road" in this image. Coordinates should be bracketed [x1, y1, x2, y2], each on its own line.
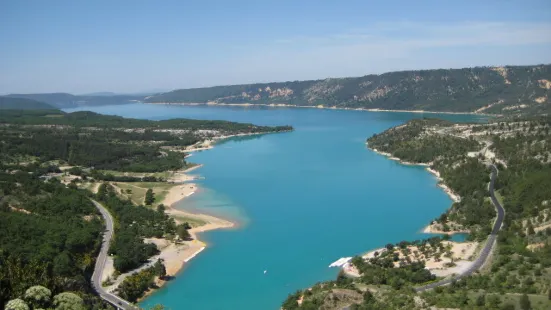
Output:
[415, 165, 505, 292]
[90, 199, 136, 310]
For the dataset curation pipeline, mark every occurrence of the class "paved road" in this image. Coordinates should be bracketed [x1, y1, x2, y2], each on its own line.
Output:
[90, 199, 137, 310]
[415, 165, 505, 292]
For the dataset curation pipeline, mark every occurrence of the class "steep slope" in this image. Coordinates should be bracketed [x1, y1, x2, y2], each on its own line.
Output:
[146, 64, 551, 115]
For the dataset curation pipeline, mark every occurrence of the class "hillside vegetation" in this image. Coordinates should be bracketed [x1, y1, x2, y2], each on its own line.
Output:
[0, 167, 107, 308]
[283, 117, 551, 310]
[0, 110, 292, 309]
[0, 110, 291, 172]
[0, 97, 57, 110]
[146, 64, 551, 115]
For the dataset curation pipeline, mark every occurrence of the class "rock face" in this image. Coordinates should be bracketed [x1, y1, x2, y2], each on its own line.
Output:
[146, 64, 551, 115]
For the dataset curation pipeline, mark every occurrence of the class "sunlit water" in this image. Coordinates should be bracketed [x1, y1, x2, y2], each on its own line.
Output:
[65, 104, 484, 310]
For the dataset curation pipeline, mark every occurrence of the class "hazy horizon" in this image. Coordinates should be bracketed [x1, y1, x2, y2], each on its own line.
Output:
[2, 0, 551, 94]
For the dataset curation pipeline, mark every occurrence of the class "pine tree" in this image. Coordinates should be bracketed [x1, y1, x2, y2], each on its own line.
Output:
[153, 259, 166, 279]
[519, 293, 531, 310]
[145, 189, 155, 205]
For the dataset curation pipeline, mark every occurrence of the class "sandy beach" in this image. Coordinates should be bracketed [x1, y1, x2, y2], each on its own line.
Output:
[344, 240, 478, 278]
[148, 102, 495, 116]
[134, 185, 234, 298]
[101, 180, 235, 297]
[158, 180, 235, 274]
[422, 221, 469, 235]
[99, 143, 236, 299]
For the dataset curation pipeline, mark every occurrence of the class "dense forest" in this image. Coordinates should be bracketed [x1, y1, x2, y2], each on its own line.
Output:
[0, 110, 292, 172]
[283, 117, 551, 309]
[0, 109, 292, 132]
[145, 64, 551, 115]
[0, 166, 108, 308]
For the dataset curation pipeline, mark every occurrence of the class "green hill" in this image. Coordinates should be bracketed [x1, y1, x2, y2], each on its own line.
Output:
[145, 64, 551, 115]
[6, 92, 143, 108]
[0, 97, 57, 110]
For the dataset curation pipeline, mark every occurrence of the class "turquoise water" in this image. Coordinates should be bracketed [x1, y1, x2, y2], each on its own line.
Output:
[65, 104, 484, 310]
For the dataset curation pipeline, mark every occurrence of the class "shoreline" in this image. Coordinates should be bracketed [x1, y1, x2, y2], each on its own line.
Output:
[366, 143, 462, 228]
[422, 222, 469, 235]
[342, 239, 479, 278]
[137, 145, 236, 301]
[144, 101, 497, 116]
[174, 130, 291, 154]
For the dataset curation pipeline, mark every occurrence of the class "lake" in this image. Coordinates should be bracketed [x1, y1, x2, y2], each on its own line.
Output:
[65, 103, 485, 310]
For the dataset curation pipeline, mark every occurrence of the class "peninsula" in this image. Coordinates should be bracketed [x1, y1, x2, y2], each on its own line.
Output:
[0, 108, 292, 308]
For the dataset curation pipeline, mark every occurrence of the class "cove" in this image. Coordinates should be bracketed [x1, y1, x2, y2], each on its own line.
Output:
[64, 104, 486, 310]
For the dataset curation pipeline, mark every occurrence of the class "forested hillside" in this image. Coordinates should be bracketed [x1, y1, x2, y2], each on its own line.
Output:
[0, 167, 107, 308]
[0, 96, 57, 110]
[283, 117, 551, 309]
[146, 64, 551, 115]
[4, 93, 142, 109]
[8, 64, 550, 115]
[0, 110, 291, 172]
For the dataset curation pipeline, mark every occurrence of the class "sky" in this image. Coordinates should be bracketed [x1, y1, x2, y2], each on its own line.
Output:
[1, 0, 551, 94]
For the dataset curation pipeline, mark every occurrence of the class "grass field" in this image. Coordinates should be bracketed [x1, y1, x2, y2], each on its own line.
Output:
[170, 215, 207, 228]
[99, 170, 173, 179]
[114, 182, 174, 206]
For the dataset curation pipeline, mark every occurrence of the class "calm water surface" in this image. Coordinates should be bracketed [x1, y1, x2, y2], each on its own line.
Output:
[65, 104, 484, 310]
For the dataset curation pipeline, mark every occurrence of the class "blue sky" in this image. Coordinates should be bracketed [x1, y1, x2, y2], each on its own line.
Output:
[1, 0, 550, 94]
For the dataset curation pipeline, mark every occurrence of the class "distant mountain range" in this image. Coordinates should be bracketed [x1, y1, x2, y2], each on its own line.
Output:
[0, 97, 57, 110]
[145, 64, 551, 115]
[3, 64, 550, 115]
[3, 92, 143, 109]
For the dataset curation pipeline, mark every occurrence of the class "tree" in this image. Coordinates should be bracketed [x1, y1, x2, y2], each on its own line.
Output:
[527, 222, 535, 235]
[5, 299, 29, 310]
[475, 294, 485, 306]
[157, 204, 166, 214]
[97, 183, 108, 201]
[145, 189, 155, 205]
[53, 252, 74, 276]
[53, 292, 85, 310]
[519, 294, 531, 310]
[176, 223, 191, 240]
[548, 288, 551, 301]
[24, 285, 51, 308]
[154, 259, 167, 279]
[486, 295, 501, 308]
